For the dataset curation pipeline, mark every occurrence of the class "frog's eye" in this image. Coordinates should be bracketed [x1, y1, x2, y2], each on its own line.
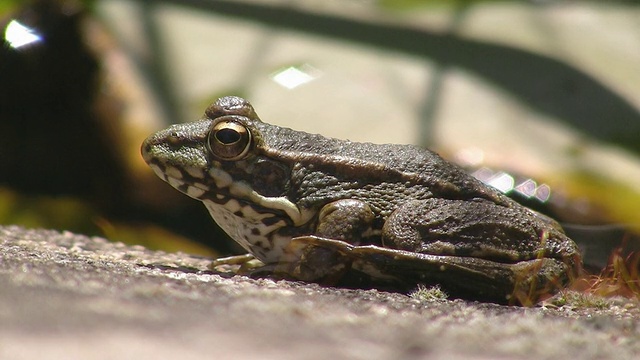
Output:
[208, 120, 252, 160]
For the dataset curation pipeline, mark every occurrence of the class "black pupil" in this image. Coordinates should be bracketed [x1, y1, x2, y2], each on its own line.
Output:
[216, 128, 241, 144]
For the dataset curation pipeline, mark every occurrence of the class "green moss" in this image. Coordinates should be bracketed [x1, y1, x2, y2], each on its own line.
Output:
[549, 291, 611, 310]
[409, 284, 449, 302]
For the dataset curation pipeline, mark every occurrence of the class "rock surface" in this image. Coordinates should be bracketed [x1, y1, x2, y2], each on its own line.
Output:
[1, 225, 639, 360]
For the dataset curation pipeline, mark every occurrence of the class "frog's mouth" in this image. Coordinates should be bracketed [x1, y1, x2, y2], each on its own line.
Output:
[144, 160, 207, 198]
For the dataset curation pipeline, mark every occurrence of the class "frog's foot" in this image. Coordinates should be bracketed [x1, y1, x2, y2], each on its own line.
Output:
[508, 257, 579, 306]
[210, 253, 256, 267]
[353, 247, 578, 305]
[275, 236, 354, 285]
[209, 253, 265, 275]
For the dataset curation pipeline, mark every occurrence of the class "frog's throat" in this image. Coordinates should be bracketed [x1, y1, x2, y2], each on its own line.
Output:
[149, 162, 313, 227]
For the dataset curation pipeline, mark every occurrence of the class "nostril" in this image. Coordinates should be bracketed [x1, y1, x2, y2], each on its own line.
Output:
[140, 138, 152, 155]
[166, 132, 183, 147]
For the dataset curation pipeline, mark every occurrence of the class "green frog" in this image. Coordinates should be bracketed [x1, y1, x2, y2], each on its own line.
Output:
[141, 96, 582, 305]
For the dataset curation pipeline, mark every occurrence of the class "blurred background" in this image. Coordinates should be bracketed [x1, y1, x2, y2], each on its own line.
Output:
[1, 0, 639, 289]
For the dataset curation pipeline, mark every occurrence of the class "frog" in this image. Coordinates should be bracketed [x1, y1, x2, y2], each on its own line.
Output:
[141, 96, 582, 305]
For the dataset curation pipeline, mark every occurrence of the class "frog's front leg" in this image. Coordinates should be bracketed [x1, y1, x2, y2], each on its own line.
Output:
[381, 198, 582, 304]
[276, 199, 375, 282]
[315, 199, 375, 242]
[209, 253, 264, 275]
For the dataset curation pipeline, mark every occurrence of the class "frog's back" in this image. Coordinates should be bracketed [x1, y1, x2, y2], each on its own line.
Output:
[256, 121, 509, 211]
[258, 121, 450, 172]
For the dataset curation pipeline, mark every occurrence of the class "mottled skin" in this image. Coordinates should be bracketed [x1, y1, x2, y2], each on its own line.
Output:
[142, 96, 582, 305]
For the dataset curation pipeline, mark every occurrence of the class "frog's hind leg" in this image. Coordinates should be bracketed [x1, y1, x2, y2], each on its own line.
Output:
[379, 198, 581, 304]
[344, 246, 575, 305]
[272, 235, 575, 305]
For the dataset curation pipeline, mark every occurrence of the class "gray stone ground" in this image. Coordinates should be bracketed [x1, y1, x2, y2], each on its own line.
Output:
[1, 225, 639, 360]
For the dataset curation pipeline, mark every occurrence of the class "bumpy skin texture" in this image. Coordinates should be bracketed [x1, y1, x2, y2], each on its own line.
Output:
[142, 96, 582, 305]
[255, 121, 510, 221]
[382, 198, 577, 263]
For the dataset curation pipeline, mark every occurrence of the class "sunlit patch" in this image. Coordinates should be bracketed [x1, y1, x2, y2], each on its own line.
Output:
[472, 167, 551, 203]
[4, 20, 42, 49]
[515, 179, 551, 202]
[470, 167, 493, 183]
[454, 147, 484, 167]
[473, 169, 514, 194]
[271, 64, 322, 89]
[533, 183, 551, 202]
[515, 179, 537, 198]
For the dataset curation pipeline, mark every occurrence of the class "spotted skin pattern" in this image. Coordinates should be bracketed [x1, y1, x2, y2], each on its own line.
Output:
[142, 96, 582, 305]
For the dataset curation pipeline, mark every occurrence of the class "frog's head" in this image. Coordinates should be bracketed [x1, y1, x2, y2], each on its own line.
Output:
[141, 96, 313, 260]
